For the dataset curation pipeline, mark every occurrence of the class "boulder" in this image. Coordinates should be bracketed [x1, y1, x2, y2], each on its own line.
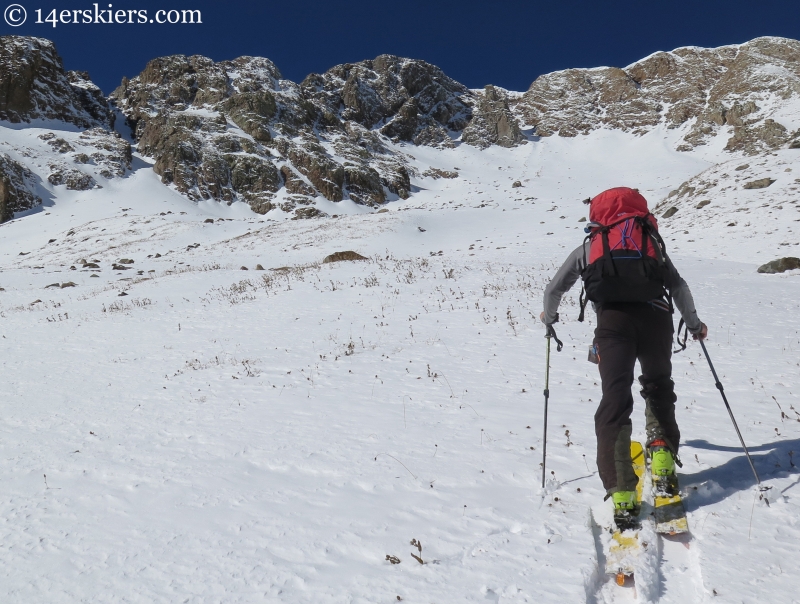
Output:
[757, 257, 800, 273]
[743, 178, 776, 189]
[293, 207, 327, 220]
[323, 251, 368, 263]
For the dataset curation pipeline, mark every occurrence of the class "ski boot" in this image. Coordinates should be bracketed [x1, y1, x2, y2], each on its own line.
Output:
[649, 439, 679, 497]
[612, 490, 641, 530]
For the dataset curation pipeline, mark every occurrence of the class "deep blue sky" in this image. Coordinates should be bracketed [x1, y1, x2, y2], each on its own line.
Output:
[3, 0, 799, 94]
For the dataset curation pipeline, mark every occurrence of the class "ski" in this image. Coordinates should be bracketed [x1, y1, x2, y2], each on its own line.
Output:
[647, 443, 690, 535]
[605, 441, 645, 586]
[653, 493, 688, 534]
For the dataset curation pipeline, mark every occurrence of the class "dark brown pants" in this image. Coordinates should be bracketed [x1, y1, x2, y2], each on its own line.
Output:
[593, 303, 678, 494]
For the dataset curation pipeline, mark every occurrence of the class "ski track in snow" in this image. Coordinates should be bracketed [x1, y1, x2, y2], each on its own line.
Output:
[0, 122, 799, 602]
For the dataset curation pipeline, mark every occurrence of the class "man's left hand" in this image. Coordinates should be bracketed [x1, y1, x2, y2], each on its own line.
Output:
[692, 322, 708, 341]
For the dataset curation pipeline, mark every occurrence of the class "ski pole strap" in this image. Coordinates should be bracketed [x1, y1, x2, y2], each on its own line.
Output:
[674, 318, 688, 353]
[546, 324, 564, 352]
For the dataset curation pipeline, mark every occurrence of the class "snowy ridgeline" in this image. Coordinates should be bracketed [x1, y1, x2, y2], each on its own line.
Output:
[0, 119, 799, 604]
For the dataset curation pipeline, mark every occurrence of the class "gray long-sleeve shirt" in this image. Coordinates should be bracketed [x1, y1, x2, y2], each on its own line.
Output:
[543, 241, 702, 333]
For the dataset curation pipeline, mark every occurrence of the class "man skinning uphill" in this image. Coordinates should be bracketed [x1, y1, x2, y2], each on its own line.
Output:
[540, 187, 707, 528]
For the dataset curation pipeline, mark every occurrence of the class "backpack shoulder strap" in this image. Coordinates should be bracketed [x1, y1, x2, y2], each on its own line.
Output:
[644, 214, 669, 265]
[599, 227, 617, 276]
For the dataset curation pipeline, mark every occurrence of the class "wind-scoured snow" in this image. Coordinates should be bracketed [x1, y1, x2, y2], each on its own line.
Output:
[0, 117, 799, 604]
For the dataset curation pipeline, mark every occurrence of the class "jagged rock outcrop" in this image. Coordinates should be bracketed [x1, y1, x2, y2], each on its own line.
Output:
[0, 153, 41, 221]
[0, 36, 111, 128]
[111, 55, 484, 215]
[111, 54, 413, 213]
[38, 129, 131, 179]
[110, 53, 522, 215]
[462, 86, 525, 148]
[47, 166, 96, 190]
[516, 37, 800, 155]
[518, 66, 651, 137]
[302, 55, 473, 147]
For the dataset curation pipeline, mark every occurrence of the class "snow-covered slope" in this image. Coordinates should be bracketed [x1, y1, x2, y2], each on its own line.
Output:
[0, 113, 799, 604]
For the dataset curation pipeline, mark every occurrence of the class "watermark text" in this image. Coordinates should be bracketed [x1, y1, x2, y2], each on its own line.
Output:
[4, 3, 202, 26]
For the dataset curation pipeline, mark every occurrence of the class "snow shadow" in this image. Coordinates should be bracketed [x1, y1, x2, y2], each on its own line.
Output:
[11, 172, 57, 221]
[679, 437, 800, 508]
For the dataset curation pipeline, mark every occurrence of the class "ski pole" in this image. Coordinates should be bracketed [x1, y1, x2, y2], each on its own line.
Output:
[542, 324, 563, 489]
[542, 334, 551, 489]
[699, 339, 769, 495]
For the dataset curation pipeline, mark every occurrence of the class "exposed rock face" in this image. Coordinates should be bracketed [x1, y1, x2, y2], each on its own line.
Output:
[66, 70, 114, 128]
[517, 37, 800, 155]
[77, 128, 132, 177]
[111, 53, 525, 215]
[462, 86, 525, 148]
[47, 166, 96, 190]
[38, 129, 131, 178]
[304, 54, 473, 147]
[0, 36, 111, 128]
[519, 66, 650, 137]
[111, 54, 404, 212]
[0, 153, 41, 221]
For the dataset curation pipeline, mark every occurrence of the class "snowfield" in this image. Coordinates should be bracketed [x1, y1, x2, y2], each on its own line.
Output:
[0, 121, 799, 603]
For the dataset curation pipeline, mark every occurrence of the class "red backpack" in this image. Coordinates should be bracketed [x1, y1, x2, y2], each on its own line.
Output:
[578, 187, 669, 321]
